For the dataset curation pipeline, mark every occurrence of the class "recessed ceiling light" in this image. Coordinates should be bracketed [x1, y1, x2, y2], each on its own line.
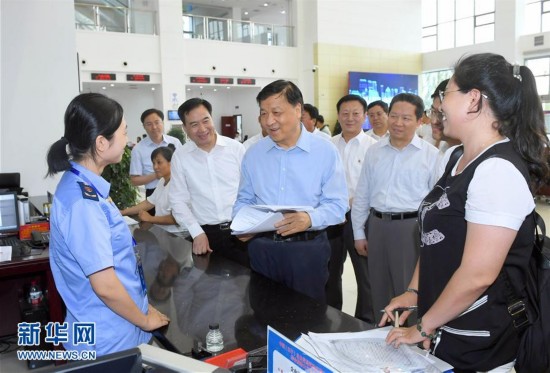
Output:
[227, 86, 231, 89]
[151, 87, 155, 91]
[281, 10, 286, 14]
[199, 86, 203, 89]
[263, 3, 268, 7]
[102, 86, 106, 90]
[110, 83, 115, 87]
[214, 88, 217, 92]
[187, 88, 191, 91]
[244, 11, 249, 15]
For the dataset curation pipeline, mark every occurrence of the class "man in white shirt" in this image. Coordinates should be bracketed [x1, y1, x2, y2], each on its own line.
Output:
[302, 103, 331, 140]
[130, 108, 182, 199]
[352, 93, 439, 324]
[328, 94, 377, 322]
[243, 116, 267, 151]
[169, 98, 247, 265]
[365, 100, 389, 141]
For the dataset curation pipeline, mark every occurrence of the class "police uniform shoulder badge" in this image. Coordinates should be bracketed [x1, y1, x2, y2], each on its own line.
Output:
[77, 181, 99, 201]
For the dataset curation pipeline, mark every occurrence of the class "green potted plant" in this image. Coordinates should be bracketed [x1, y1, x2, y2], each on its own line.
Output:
[167, 126, 185, 145]
[102, 146, 139, 209]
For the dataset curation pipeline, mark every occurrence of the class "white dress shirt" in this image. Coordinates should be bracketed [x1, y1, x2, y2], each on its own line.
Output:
[130, 135, 182, 189]
[313, 128, 331, 140]
[147, 177, 171, 216]
[169, 134, 245, 238]
[243, 133, 265, 150]
[352, 135, 439, 240]
[365, 129, 389, 141]
[331, 131, 377, 199]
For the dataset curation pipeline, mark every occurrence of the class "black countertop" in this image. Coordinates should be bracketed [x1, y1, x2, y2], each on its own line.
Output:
[132, 223, 371, 356]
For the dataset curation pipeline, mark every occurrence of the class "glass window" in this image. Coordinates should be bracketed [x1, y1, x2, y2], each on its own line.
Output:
[456, 18, 474, 47]
[438, 21, 455, 50]
[456, 0, 473, 19]
[525, 3, 541, 34]
[535, 76, 550, 96]
[526, 57, 550, 96]
[423, 0, 494, 51]
[543, 12, 550, 32]
[423, 35, 437, 52]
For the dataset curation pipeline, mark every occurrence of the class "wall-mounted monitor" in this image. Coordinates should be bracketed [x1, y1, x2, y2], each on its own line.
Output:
[348, 71, 418, 130]
[167, 110, 180, 121]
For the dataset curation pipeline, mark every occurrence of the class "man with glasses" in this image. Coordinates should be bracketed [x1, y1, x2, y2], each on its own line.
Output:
[130, 108, 182, 198]
[352, 93, 439, 325]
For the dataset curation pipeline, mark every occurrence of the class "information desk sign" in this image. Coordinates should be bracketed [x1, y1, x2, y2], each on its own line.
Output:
[214, 77, 234, 84]
[127, 74, 150, 82]
[267, 326, 333, 373]
[91, 73, 116, 81]
[190, 76, 211, 84]
[237, 78, 256, 85]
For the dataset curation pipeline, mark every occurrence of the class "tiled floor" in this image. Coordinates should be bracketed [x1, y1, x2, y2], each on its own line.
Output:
[2, 200, 549, 372]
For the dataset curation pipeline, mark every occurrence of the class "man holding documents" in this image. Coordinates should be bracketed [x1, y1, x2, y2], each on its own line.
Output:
[169, 98, 247, 265]
[233, 80, 348, 302]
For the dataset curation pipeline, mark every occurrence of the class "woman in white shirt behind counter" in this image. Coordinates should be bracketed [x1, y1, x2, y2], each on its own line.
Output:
[121, 144, 177, 225]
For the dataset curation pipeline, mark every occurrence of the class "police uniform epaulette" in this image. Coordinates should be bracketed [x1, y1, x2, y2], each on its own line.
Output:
[77, 181, 99, 201]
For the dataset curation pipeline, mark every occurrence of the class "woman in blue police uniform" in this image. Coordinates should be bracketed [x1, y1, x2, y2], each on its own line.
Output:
[46, 93, 170, 356]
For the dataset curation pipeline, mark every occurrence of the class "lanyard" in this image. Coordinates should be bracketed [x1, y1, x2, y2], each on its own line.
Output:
[69, 166, 106, 199]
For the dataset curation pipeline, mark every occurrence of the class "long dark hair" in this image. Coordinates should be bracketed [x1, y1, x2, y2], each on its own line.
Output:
[453, 53, 550, 188]
[46, 93, 123, 176]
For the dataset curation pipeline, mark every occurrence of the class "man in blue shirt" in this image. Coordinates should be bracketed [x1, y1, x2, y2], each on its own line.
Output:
[233, 80, 348, 302]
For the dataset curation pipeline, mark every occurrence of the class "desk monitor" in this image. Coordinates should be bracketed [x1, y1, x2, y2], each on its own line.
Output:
[0, 172, 21, 194]
[0, 191, 20, 237]
[40, 347, 142, 373]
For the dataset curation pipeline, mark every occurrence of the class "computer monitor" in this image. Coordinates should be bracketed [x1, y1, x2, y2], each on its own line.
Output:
[0, 191, 20, 237]
[0, 172, 21, 194]
[40, 347, 142, 373]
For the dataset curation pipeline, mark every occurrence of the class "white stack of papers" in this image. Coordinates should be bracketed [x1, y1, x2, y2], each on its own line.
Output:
[231, 205, 313, 235]
[295, 327, 452, 373]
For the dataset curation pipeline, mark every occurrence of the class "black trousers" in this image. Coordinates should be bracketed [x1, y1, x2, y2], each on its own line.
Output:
[200, 224, 249, 268]
[248, 232, 330, 303]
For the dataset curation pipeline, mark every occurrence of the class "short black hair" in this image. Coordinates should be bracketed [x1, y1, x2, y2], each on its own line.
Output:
[431, 79, 450, 99]
[389, 93, 424, 120]
[141, 108, 164, 124]
[150, 144, 175, 163]
[303, 104, 319, 119]
[336, 94, 367, 112]
[367, 100, 389, 114]
[256, 80, 303, 108]
[178, 98, 213, 125]
[317, 115, 325, 124]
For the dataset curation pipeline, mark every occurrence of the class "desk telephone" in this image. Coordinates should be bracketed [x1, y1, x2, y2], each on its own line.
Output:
[31, 230, 50, 246]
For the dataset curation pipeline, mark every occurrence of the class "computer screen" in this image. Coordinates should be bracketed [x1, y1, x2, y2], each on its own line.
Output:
[167, 110, 180, 121]
[0, 191, 19, 236]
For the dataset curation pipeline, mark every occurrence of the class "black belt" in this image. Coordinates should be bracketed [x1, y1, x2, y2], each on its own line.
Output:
[372, 209, 417, 221]
[258, 230, 325, 242]
[201, 222, 231, 232]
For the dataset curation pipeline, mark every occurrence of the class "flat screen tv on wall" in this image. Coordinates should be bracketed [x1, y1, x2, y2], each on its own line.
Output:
[348, 71, 418, 130]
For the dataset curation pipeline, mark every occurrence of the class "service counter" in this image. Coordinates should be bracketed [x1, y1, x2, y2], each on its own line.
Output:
[132, 222, 371, 356]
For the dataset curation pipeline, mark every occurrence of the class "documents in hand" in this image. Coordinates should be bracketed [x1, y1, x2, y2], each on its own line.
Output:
[231, 205, 314, 235]
[294, 327, 453, 373]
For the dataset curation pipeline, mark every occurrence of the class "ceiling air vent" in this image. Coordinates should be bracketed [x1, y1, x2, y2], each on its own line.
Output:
[535, 35, 544, 46]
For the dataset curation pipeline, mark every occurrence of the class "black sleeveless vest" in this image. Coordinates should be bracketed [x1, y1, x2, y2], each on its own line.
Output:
[418, 141, 534, 372]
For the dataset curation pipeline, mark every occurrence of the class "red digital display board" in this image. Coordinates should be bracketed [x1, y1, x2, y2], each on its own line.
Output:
[91, 73, 116, 81]
[237, 78, 256, 85]
[214, 77, 234, 84]
[127, 74, 150, 82]
[190, 76, 211, 84]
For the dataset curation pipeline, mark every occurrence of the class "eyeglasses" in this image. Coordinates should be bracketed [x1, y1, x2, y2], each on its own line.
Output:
[439, 89, 489, 103]
[425, 108, 442, 120]
[438, 89, 462, 103]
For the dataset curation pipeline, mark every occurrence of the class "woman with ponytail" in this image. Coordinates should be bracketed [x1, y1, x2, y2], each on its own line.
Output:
[47, 93, 169, 356]
[381, 53, 549, 372]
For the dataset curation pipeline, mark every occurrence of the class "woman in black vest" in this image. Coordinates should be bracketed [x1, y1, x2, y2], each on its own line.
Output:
[381, 53, 549, 372]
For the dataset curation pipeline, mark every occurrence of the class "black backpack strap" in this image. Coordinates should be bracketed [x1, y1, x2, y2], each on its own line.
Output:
[501, 211, 542, 330]
[444, 145, 464, 175]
